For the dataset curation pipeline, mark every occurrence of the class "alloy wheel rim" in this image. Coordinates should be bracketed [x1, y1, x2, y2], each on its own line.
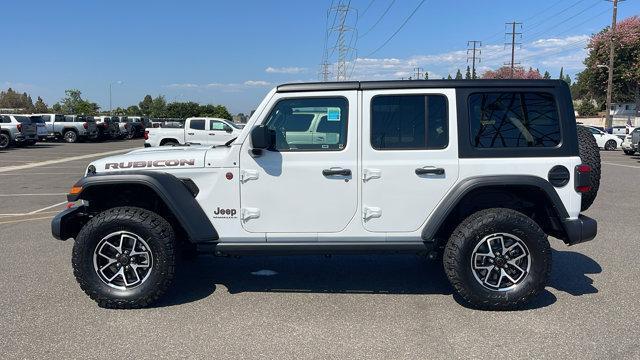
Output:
[470, 233, 531, 292]
[65, 132, 76, 142]
[93, 231, 153, 290]
[0, 135, 8, 148]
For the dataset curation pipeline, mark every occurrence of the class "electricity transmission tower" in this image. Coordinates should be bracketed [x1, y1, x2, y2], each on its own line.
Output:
[466, 40, 482, 79]
[414, 67, 424, 80]
[319, 61, 332, 82]
[504, 22, 522, 78]
[329, 3, 357, 82]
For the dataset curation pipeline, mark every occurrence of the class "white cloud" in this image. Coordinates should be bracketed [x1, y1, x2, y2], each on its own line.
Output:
[166, 83, 199, 88]
[244, 80, 271, 87]
[265, 66, 307, 74]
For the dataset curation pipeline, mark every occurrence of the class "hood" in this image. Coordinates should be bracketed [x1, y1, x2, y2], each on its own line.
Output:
[89, 146, 210, 173]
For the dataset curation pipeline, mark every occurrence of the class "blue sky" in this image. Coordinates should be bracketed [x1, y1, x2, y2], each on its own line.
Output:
[1, 0, 638, 114]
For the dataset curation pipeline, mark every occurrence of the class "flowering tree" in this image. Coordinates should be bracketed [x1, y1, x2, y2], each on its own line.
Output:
[573, 16, 640, 113]
[481, 66, 542, 79]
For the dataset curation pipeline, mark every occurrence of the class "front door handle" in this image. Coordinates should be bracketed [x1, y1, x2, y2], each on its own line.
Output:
[415, 167, 445, 175]
[209, 133, 215, 135]
[187, 132, 194, 135]
[322, 168, 351, 176]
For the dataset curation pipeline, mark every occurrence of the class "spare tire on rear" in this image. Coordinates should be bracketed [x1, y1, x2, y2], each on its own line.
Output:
[576, 126, 601, 211]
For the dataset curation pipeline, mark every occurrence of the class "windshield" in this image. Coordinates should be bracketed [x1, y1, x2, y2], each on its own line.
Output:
[229, 122, 243, 129]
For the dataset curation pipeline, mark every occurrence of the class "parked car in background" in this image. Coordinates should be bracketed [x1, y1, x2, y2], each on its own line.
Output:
[111, 116, 131, 139]
[126, 116, 150, 138]
[28, 115, 49, 140]
[94, 116, 120, 140]
[34, 114, 98, 143]
[144, 117, 241, 147]
[610, 125, 630, 139]
[580, 125, 622, 150]
[622, 128, 639, 155]
[0, 114, 37, 147]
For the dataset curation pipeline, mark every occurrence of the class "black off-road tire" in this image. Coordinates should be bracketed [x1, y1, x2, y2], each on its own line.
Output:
[72, 207, 176, 309]
[623, 149, 634, 155]
[443, 208, 551, 311]
[161, 140, 179, 146]
[576, 126, 601, 211]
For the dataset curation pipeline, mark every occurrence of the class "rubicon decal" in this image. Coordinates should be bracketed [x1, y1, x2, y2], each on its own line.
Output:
[105, 159, 196, 170]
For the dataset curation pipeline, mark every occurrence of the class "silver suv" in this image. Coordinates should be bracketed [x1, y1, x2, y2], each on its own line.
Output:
[0, 114, 37, 148]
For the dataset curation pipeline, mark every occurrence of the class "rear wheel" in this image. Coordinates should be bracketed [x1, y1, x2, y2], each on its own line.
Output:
[161, 140, 178, 146]
[72, 207, 176, 308]
[624, 149, 634, 155]
[443, 208, 551, 310]
[63, 130, 78, 143]
[576, 126, 601, 211]
[0, 133, 11, 149]
[604, 139, 617, 151]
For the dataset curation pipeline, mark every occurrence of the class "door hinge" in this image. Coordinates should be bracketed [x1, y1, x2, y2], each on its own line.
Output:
[363, 206, 382, 220]
[362, 168, 381, 181]
[241, 207, 261, 221]
[240, 169, 259, 182]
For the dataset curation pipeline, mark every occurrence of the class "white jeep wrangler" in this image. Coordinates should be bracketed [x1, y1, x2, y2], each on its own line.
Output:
[52, 80, 600, 310]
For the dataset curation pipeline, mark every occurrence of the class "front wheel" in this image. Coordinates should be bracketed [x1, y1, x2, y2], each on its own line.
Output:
[604, 139, 617, 151]
[0, 133, 11, 149]
[72, 207, 176, 308]
[624, 150, 634, 155]
[443, 208, 551, 310]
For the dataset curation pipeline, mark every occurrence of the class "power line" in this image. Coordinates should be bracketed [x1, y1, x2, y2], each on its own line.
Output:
[360, 0, 376, 18]
[526, 0, 589, 32]
[329, 1, 357, 81]
[366, 0, 427, 57]
[359, 0, 396, 39]
[527, 1, 605, 40]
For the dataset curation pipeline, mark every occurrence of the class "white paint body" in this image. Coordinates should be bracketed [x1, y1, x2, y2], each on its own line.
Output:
[145, 117, 242, 147]
[89, 87, 584, 244]
[583, 126, 623, 149]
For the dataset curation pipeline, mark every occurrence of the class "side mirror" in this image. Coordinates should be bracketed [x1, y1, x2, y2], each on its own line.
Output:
[250, 125, 273, 150]
[224, 124, 233, 133]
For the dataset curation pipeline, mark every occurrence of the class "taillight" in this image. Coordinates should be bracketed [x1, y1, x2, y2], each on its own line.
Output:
[83, 122, 88, 129]
[144, 130, 149, 140]
[575, 164, 591, 193]
[125, 124, 129, 129]
[17, 123, 22, 132]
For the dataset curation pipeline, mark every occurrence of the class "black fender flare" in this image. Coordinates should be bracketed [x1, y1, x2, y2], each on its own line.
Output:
[421, 175, 570, 241]
[61, 171, 217, 242]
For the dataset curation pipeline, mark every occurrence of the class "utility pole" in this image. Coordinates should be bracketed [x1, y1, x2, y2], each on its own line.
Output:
[605, 0, 623, 129]
[467, 40, 482, 79]
[329, 3, 356, 82]
[413, 67, 424, 80]
[504, 22, 522, 78]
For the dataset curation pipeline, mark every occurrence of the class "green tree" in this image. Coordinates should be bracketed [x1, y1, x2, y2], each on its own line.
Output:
[465, 66, 471, 80]
[543, 71, 551, 79]
[165, 101, 200, 118]
[563, 74, 572, 85]
[150, 95, 167, 118]
[576, 100, 598, 116]
[34, 96, 48, 112]
[59, 89, 99, 115]
[138, 95, 153, 115]
[126, 105, 141, 115]
[199, 104, 232, 119]
[559, 67, 564, 80]
[424, 72, 429, 80]
[455, 69, 463, 80]
[447, 74, 453, 80]
[52, 103, 62, 113]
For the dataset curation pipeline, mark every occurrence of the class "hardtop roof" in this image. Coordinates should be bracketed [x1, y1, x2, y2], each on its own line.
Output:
[277, 79, 566, 93]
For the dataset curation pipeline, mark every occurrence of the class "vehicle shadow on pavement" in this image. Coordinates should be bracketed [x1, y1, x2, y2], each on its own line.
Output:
[155, 249, 601, 309]
[155, 254, 453, 307]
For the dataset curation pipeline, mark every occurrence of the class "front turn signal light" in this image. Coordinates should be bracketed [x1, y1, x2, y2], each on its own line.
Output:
[69, 185, 83, 195]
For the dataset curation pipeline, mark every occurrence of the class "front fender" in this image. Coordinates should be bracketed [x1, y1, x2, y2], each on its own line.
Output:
[58, 171, 217, 242]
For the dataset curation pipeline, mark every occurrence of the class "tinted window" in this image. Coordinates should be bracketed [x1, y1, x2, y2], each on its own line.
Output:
[469, 92, 561, 148]
[190, 119, 205, 130]
[371, 95, 448, 150]
[30, 116, 45, 123]
[42, 115, 51, 121]
[264, 97, 348, 151]
[55, 115, 66, 122]
[1, 115, 9, 123]
[15, 116, 31, 124]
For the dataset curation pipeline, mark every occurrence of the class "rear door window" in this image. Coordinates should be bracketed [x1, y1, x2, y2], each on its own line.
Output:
[190, 119, 205, 130]
[468, 92, 561, 148]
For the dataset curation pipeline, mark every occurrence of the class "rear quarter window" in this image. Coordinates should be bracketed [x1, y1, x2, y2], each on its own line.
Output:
[469, 92, 561, 148]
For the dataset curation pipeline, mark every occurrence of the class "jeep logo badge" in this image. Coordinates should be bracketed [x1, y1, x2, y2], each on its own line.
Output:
[213, 207, 237, 218]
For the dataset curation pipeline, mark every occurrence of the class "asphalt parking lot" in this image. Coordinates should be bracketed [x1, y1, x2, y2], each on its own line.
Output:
[1, 143, 639, 359]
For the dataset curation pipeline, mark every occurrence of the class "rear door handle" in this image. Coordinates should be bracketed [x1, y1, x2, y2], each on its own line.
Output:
[209, 133, 215, 135]
[415, 167, 445, 175]
[322, 168, 351, 176]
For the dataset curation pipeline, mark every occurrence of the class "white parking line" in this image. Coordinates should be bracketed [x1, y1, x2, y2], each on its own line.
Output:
[0, 173, 82, 176]
[0, 193, 66, 197]
[602, 162, 640, 169]
[0, 201, 67, 216]
[0, 147, 135, 173]
[0, 215, 55, 225]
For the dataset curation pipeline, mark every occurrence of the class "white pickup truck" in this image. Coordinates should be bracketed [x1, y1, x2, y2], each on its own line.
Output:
[144, 117, 242, 147]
